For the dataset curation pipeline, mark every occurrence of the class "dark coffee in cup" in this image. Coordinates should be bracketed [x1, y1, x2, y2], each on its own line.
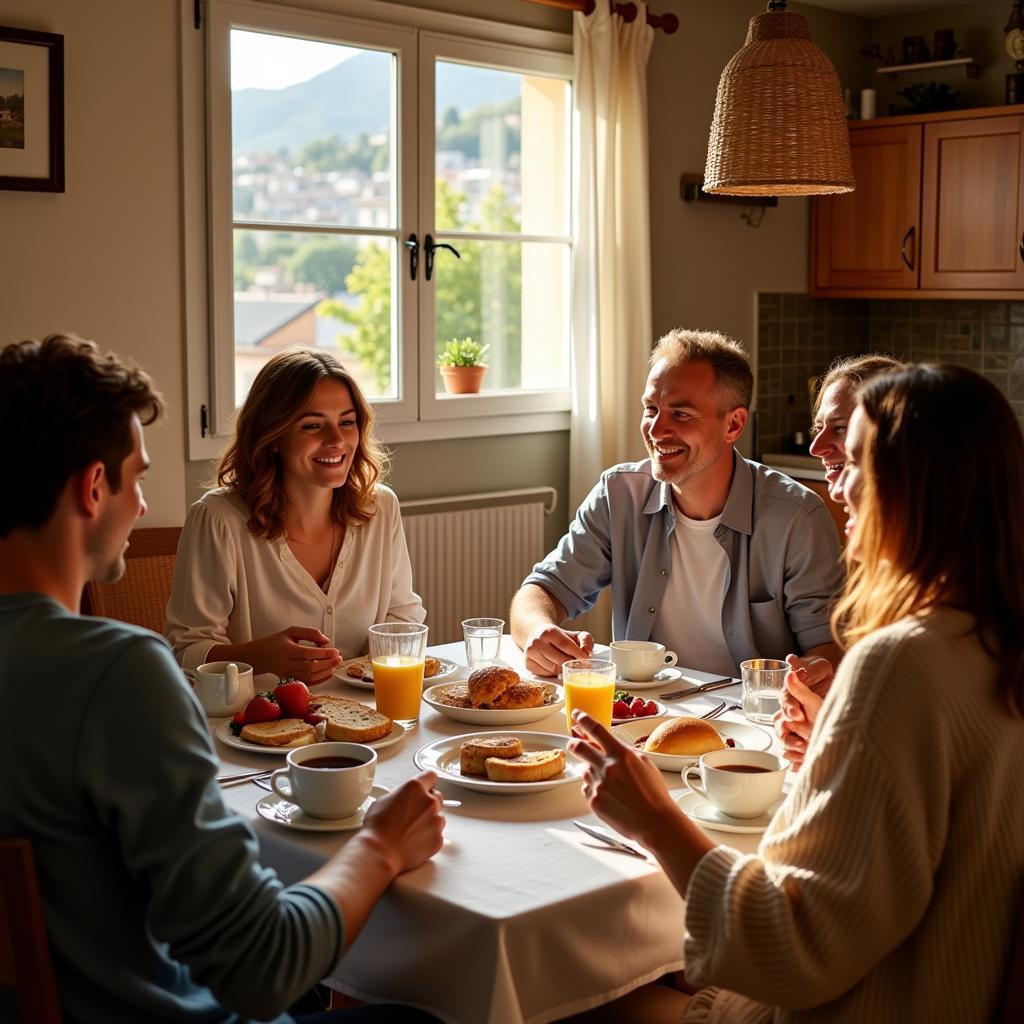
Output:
[719, 764, 770, 774]
[302, 756, 365, 769]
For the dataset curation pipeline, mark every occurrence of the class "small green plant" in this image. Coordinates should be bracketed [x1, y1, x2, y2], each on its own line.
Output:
[437, 337, 489, 368]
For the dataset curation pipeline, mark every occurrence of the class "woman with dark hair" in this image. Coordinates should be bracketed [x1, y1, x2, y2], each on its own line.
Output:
[167, 349, 423, 685]
[569, 365, 1024, 1022]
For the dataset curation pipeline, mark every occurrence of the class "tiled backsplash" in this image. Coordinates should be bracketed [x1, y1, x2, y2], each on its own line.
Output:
[755, 294, 1024, 457]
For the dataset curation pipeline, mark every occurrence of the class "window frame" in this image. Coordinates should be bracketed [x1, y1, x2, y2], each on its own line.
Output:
[181, 0, 573, 460]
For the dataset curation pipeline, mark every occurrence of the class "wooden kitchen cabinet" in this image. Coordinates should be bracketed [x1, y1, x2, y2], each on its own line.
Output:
[811, 123, 921, 292]
[810, 106, 1024, 299]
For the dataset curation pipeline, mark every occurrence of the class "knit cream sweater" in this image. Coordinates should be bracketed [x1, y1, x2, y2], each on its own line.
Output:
[682, 607, 1024, 1023]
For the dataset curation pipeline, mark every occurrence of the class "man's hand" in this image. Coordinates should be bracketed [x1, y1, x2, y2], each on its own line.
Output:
[360, 772, 445, 876]
[774, 653, 831, 770]
[523, 625, 594, 677]
[229, 626, 341, 684]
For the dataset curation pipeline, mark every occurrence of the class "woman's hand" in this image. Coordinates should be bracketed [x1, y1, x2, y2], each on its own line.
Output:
[218, 626, 341, 684]
[774, 654, 832, 770]
[568, 711, 679, 844]
[361, 772, 446, 876]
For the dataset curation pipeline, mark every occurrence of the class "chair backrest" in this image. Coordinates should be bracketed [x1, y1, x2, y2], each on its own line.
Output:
[0, 839, 62, 1023]
[82, 526, 181, 635]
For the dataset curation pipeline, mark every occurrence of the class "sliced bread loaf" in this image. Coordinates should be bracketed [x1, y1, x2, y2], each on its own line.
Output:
[311, 695, 392, 743]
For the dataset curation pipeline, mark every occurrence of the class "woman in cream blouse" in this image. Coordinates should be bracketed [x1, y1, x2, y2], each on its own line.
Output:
[166, 349, 424, 686]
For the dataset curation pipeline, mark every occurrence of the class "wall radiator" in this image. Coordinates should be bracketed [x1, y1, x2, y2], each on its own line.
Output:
[401, 487, 557, 645]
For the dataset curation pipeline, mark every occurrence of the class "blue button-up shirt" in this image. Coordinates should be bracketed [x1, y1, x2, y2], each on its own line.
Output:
[524, 454, 843, 671]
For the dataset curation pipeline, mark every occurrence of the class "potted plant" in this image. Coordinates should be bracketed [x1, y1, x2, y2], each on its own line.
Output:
[437, 337, 489, 395]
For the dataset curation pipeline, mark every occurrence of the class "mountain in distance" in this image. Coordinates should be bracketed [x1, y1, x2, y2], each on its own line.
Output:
[233, 50, 521, 156]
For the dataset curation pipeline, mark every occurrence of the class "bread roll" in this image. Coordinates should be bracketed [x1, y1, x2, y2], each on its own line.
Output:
[467, 665, 518, 707]
[642, 716, 725, 756]
[310, 695, 392, 743]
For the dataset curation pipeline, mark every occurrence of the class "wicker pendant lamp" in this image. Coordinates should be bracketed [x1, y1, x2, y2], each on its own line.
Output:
[704, 0, 854, 196]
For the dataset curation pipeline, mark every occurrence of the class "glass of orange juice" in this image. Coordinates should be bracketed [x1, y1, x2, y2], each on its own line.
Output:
[562, 658, 616, 732]
[368, 623, 428, 727]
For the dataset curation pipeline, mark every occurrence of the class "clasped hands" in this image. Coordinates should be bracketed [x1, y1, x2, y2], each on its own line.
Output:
[774, 654, 833, 770]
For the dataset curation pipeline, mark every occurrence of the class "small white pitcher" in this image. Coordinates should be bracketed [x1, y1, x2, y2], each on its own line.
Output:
[186, 661, 255, 717]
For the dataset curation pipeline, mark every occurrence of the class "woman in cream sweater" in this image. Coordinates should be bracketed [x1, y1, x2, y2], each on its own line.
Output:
[166, 349, 424, 687]
[570, 364, 1024, 1022]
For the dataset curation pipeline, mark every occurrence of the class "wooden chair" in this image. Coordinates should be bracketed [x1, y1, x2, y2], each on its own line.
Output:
[81, 526, 181, 634]
[0, 839, 62, 1023]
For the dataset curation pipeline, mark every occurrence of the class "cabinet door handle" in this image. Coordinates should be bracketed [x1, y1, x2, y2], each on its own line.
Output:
[1019, 232, 1024, 265]
[900, 226, 915, 271]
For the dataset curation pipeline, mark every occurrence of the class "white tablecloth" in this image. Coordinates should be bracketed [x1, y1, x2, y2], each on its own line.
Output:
[215, 638, 767, 1024]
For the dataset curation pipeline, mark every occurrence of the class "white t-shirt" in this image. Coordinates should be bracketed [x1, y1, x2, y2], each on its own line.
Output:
[651, 510, 735, 676]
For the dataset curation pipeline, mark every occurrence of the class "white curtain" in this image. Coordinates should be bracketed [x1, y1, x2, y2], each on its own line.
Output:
[571, 1, 653, 512]
[568, 1, 653, 636]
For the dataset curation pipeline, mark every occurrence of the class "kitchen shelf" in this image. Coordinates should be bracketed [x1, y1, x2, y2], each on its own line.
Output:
[877, 57, 981, 79]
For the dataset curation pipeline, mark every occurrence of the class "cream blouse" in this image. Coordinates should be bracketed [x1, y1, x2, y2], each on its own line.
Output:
[165, 486, 425, 684]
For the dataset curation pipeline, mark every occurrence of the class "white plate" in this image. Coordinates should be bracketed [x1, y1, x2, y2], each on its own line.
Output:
[611, 699, 667, 726]
[335, 657, 461, 690]
[675, 790, 779, 835]
[215, 719, 406, 756]
[256, 784, 390, 832]
[613, 667, 682, 690]
[610, 715, 772, 772]
[423, 682, 565, 726]
[414, 731, 584, 795]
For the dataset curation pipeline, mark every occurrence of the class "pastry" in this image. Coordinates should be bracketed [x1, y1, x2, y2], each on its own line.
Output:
[459, 735, 524, 775]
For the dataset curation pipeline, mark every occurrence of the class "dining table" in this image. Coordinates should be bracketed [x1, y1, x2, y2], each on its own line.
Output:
[213, 637, 776, 1024]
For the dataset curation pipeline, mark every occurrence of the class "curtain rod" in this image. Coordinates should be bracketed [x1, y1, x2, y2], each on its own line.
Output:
[524, 1, 679, 35]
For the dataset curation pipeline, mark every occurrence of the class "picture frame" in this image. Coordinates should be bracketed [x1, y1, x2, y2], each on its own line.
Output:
[0, 26, 63, 192]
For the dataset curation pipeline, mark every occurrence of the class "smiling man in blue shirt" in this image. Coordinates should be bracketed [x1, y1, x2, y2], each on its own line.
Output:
[511, 329, 843, 678]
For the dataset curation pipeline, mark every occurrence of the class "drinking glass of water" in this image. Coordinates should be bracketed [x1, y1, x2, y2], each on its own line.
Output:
[462, 617, 504, 667]
[740, 658, 787, 724]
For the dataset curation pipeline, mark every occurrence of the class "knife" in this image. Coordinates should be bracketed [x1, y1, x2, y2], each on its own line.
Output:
[572, 820, 647, 859]
[659, 676, 736, 701]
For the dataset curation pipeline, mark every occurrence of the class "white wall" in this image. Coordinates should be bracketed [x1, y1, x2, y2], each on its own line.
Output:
[0, 0, 186, 526]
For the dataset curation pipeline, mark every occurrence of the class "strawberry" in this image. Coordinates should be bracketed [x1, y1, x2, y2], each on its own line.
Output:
[229, 711, 245, 736]
[304, 713, 326, 726]
[629, 696, 646, 715]
[243, 692, 281, 724]
[274, 678, 310, 718]
[642, 700, 659, 717]
[612, 699, 631, 719]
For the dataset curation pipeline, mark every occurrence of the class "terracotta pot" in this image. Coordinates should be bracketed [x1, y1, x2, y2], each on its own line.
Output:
[439, 365, 486, 395]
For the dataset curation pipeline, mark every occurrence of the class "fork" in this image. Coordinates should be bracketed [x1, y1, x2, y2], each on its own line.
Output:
[700, 700, 741, 724]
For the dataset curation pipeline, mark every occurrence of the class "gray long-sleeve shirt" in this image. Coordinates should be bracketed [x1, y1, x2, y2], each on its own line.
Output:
[524, 454, 843, 670]
[0, 593, 342, 1023]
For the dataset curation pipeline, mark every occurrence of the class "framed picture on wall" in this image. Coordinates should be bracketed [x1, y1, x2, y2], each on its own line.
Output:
[0, 26, 64, 192]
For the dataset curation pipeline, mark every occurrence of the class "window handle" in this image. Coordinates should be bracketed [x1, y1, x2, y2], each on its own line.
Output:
[424, 234, 461, 282]
[403, 234, 419, 281]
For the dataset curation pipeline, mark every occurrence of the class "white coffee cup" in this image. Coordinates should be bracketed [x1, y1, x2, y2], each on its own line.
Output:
[609, 640, 678, 681]
[186, 661, 255, 717]
[271, 742, 377, 819]
[683, 749, 786, 819]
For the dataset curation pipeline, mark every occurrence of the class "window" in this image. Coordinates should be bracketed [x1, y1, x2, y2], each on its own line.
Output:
[195, 0, 573, 448]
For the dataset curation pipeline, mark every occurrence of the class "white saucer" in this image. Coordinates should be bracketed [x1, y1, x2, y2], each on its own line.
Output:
[336, 657, 460, 690]
[675, 790, 779, 834]
[256, 784, 390, 831]
[614, 667, 682, 690]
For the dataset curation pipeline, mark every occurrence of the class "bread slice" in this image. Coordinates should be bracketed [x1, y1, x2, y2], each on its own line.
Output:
[310, 695, 392, 743]
[240, 718, 317, 748]
[424, 656, 441, 678]
[643, 716, 725, 756]
[459, 735, 523, 775]
[484, 749, 566, 783]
